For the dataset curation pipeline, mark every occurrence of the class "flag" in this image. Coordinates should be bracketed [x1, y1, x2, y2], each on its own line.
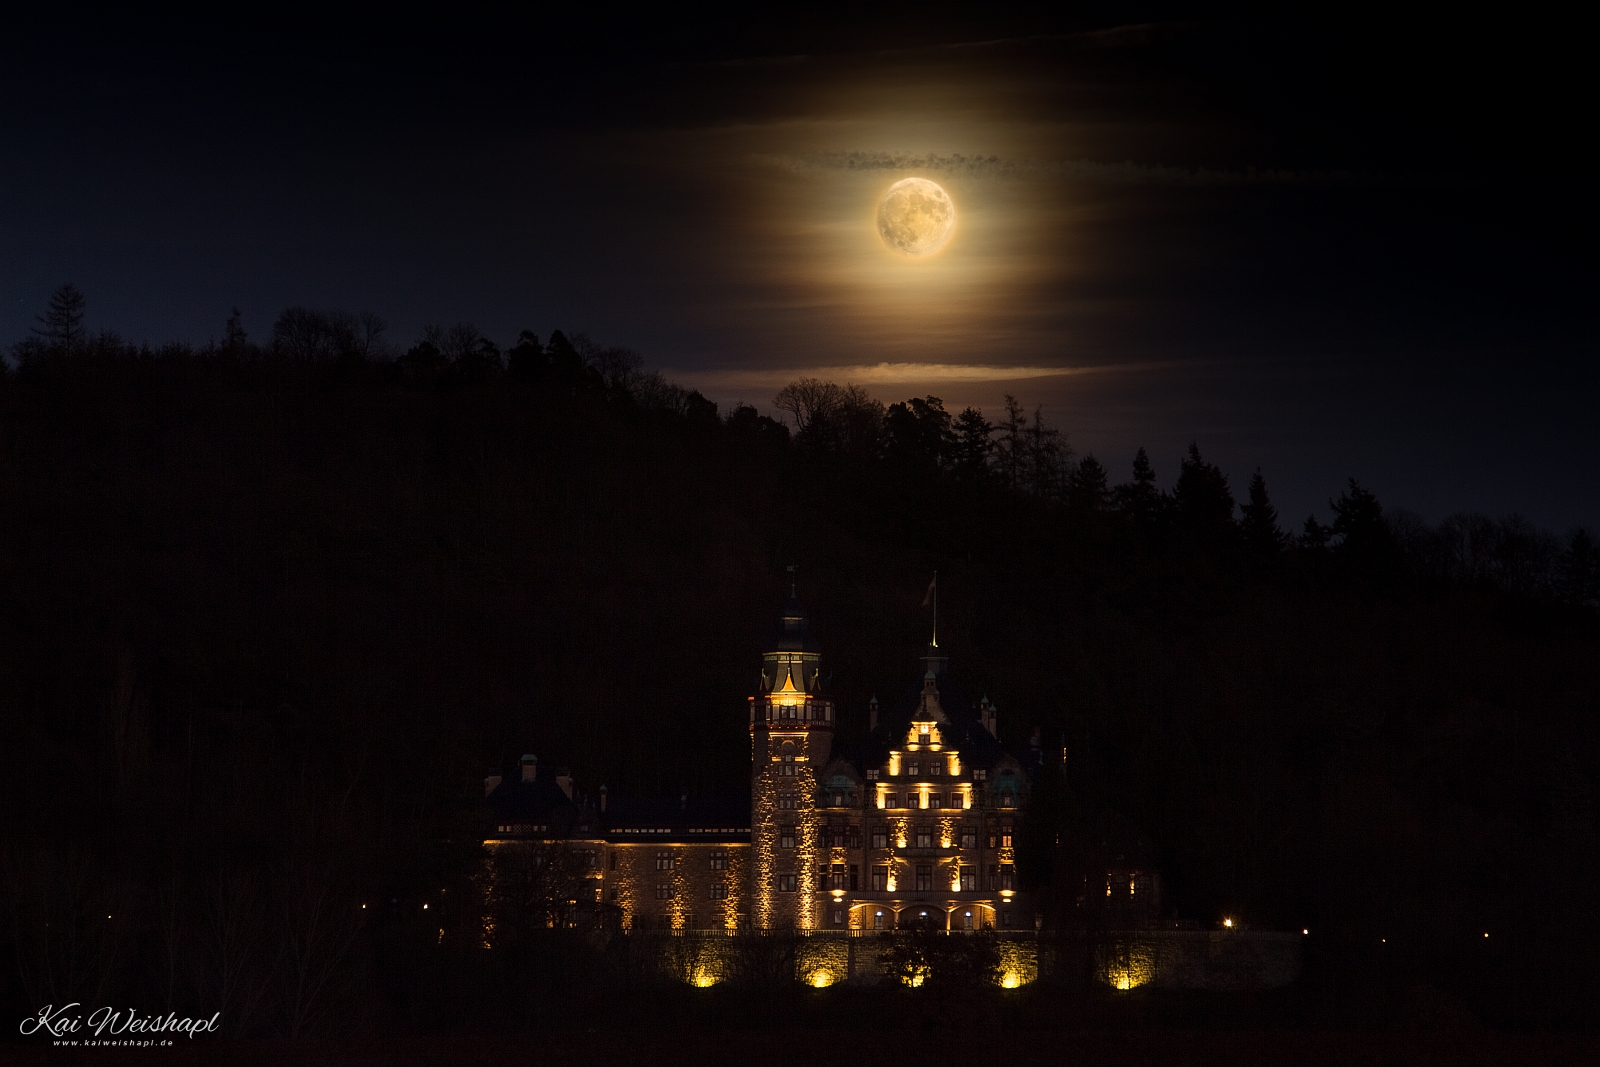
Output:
[922, 574, 937, 607]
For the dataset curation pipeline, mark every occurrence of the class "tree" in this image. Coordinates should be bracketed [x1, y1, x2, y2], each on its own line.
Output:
[951, 407, 994, 480]
[1173, 442, 1235, 535]
[32, 283, 86, 350]
[1299, 514, 1333, 549]
[1330, 478, 1398, 577]
[1239, 469, 1286, 559]
[884, 395, 953, 474]
[994, 395, 1028, 491]
[1114, 447, 1162, 528]
[222, 308, 248, 352]
[1066, 455, 1110, 514]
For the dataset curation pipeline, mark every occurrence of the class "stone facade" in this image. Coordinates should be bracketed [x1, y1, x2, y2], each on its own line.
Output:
[485, 589, 1034, 934]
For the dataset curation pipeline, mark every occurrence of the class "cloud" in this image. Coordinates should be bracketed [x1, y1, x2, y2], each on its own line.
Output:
[769, 151, 1391, 187]
[663, 360, 1165, 393]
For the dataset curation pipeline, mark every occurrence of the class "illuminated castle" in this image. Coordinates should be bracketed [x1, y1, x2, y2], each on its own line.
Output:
[484, 584, 1032, 933]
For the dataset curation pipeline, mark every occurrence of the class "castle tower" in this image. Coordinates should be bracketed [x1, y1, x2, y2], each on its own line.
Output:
[750, 580, 833, 929]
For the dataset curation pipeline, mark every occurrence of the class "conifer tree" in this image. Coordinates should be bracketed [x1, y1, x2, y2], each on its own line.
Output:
[1114, 447, 1162, 527]
[31, 283, 86, 349]
[1239, 469, 1286, 557]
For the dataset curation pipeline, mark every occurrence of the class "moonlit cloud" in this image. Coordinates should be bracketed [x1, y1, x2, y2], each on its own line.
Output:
[665, 360, 1148, 393]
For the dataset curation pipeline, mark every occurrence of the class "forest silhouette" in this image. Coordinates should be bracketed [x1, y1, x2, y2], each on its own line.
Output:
[1, 289, 1596, 1039]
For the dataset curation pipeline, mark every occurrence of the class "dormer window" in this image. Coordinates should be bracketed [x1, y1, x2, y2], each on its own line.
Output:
[973, 769, 987, 782]
[866, 769, 879, 781]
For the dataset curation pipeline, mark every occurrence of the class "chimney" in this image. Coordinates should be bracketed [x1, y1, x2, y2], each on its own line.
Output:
[555, 769, 573, 799]
[868, 695, 878, 733]
[484, 773, 502, 798]
[599, 784, 608, 813]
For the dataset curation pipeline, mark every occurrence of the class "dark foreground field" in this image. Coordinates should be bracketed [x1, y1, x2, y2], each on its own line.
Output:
[5, 1028, 1598, 1067]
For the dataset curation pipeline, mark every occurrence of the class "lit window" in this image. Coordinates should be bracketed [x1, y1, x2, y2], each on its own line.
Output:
[866, 769, 879, 780]
[832, 908, 845, 925]
[655, 852, 675, 871]
[710, 851, 728, 871]
[908, 762, 920, 777]
[871, 865, 887, 891]
[915, 826, 933, 849]
[1000, 825, 1013, 848]
[930, 759, 943, 776]
[871, 827, 888, 849]
[780, 826, 796, 849]
[778, 874, 797, 892]
[960, 828, 977, 849]
[929, 794, 943, 809]
[885, 794, 899, 809]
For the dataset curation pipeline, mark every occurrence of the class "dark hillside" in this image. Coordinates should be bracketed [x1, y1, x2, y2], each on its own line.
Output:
[0, 330, 1595, 1033]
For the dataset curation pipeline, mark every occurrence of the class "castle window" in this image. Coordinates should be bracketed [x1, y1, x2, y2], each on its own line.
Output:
[655, 852, 675, 871]
[871, 827, 888, 849]
[829, 864, 846, 890]
[963, 910, 974, 930]
[778, 794, 797, 810]
[961, 867, 977, 891]
[988, 864, 999, 888]
[1001, 908, 1013, 927]
[607, 886, 617, 902]
[908, 762, 920, 777]
[778, 874, 797, 892]
[930, 759, 943, 776]
[873, 910, 886, 930]
[710, 851, 728, 871]
[780, 826, 796, 849]
[832, 792, 845, 807]
[848, 827, 861, 849]
[609, 852, 618, 870]
[987, 832, 998, 849]
[1000, 864, 1014, 890]
[655, 884, 674, 900]
[961, 828, 977, 849]
[1000, 824, 1013, 848]
[973, 769, 987, 782]
[915, 865, 933, 891]
[915, 826, 933, 849]
[930, 794, 943, 809]
[866, 769, 879, 780]
[710, 883, 728, 900]
[871, 866, 887, 891]
[830, 826, 846, 848]
[885, 794, 899, 809]
[832, 908, 845, 925]
[1000, 790, 1015, 808]
[780, 755, 797, 777]
[849, 864, 859, 890]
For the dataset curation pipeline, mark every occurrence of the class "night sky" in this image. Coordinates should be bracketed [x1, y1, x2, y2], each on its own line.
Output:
[2, 7, 1592, 530]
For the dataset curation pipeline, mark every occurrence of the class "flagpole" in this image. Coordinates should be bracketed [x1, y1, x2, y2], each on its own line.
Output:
[932, 570, 938, 648]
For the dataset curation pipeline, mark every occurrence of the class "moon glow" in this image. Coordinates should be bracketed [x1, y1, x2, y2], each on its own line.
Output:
[876, 177, 956, 256]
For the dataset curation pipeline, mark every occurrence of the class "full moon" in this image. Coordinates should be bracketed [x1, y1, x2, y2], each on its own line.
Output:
[876, 177, 956, 256]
